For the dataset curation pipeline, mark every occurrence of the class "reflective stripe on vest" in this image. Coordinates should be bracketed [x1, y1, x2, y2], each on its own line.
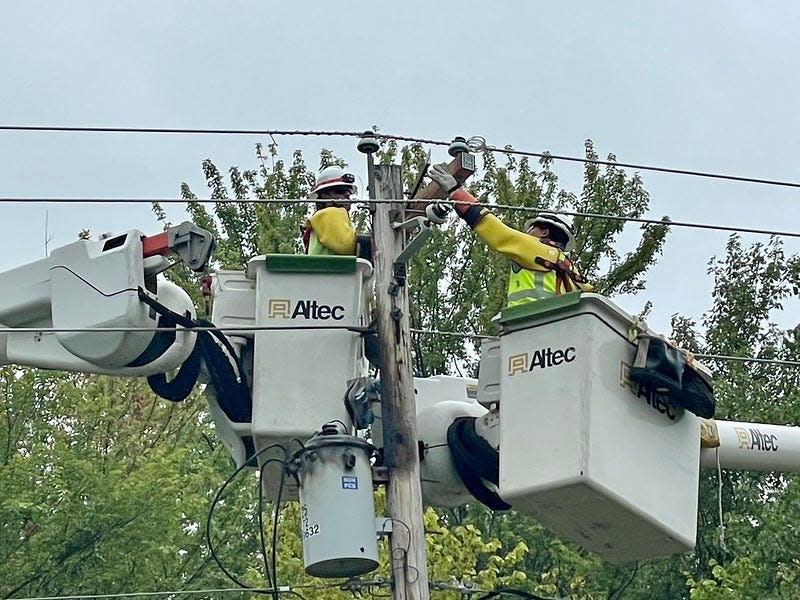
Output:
[506, 265, 558, 307]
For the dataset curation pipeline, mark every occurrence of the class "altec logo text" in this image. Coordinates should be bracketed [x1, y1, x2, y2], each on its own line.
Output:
[268, 299, 346, 320]
[508, 346, 576, 375]
[735, 427, 779, 452]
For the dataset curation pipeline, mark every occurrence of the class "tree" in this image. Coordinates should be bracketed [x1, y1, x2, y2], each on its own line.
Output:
[0, 371, 235, 596]
[673, 235, 800, 599]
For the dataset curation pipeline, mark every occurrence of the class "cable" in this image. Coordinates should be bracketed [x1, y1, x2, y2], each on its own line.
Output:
[467, 136, 800, 190]
[474, 588, 560, 600]
[205, 443, 286, 590]
[487, 205, 800, 240]
[9, 589, 285, 600]
[0, 125, 367, 137]
[416, 199, 800, 239]
[0, 324, 371, 333]
[693, 353, 800, 367]
[410, 327, 498, 341]
[5, 322, 796, 369]
[2, 195, 797, 239]
[258, 458, 285, 592]
[4, 124, 800, 189]
[409, 328, 800, 369]
[608, 563, 639, 600]
[270, 452, 289, 600]
[3, 323, 796, 369]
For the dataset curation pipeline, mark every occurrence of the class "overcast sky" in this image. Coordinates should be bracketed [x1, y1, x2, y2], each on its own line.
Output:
[1, 1, 798, 334]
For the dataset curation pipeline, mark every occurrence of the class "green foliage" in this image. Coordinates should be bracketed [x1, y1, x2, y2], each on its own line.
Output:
[668, 234, 800, 599]
[0, 369, 232, 596]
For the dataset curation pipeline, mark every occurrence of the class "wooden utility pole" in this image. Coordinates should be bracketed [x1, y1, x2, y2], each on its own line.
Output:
[371, 164, 430, 600]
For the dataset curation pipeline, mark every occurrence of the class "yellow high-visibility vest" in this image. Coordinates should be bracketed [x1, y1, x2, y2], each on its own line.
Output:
[506, 263, 559, 307]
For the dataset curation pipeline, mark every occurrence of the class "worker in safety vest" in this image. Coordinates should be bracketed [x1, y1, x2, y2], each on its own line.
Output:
[428, 163, 592, 306]
[302, 166, 361, 256]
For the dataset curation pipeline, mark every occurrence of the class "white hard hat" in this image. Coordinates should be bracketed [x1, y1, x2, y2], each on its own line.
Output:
[524, 212, 576, 252]
[309, 166, 358, 199]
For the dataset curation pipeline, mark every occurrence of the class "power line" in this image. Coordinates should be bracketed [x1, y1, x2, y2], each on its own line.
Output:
[3, 125, 800, 190]
[10, 580, 519, 600]
[496, 206, 800, 239]
[694, 353, 800, 368]
[465, 135, 800, 190]
[0, 196, 797, 239]
[409, 328, 800, 369]
[4, 326, 797, 369]
[0, 125, 366, 138]
[0, 325, 370, 334]
[9, 588, 290, 600]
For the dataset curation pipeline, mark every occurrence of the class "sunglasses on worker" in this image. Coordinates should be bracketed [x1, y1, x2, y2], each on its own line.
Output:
[321, 186, 353, 197]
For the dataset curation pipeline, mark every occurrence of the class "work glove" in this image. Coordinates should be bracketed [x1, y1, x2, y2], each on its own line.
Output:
[425, 202, 450, 224]
[429, 162, 484, 226]
[428, 163, 460, 195]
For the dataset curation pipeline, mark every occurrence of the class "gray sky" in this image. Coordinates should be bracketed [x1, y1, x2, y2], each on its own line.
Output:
[1, 1, 798, 334]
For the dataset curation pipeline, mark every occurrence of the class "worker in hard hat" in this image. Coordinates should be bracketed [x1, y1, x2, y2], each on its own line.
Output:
[302, 166, 364, 256]
[427, 163, 592, 306]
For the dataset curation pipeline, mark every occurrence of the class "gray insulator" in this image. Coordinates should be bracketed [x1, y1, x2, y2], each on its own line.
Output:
[448, 136, 470, 157]
[357, 131, 380, 154]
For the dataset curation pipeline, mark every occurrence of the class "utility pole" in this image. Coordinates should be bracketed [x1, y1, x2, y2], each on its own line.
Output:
[371, 163, 431, 600]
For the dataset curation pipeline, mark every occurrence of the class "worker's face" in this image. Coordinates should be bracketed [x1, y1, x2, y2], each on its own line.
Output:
[528, 224, 549, 240]
[317, 186, 353, 209]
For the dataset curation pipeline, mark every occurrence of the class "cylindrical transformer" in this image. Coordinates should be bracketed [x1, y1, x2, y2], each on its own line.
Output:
[294, 431, 379, 578]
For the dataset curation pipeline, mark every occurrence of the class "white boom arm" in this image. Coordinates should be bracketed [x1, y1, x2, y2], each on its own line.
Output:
[700, 419, 800, 471]
[0, 223, 211, 376]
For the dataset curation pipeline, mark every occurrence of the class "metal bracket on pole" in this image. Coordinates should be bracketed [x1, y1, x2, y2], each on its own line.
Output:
[393, 216, 434, 266]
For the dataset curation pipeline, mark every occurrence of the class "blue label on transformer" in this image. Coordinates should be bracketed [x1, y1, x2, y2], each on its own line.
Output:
[341, 476, 358, 490]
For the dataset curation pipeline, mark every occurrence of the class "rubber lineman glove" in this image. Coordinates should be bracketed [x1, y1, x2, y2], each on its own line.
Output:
[425, 202, 450, 224]
[429, 162, 481, 222]
[428, 163, 460, 195]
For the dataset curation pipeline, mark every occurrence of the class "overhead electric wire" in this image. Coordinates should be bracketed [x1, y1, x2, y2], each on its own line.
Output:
[0, 324, 371, 333]
[4, 124, 800, 190]
[3, 321, 796, 368]
[409, 328, 800, 369]
[693, 353, 800, 367]
[0, 195, 797, 239]
[9, 589, 292, 600]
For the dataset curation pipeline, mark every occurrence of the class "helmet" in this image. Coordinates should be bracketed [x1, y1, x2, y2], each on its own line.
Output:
[309, 166, 358, 200]
[523, 212, 576, 252]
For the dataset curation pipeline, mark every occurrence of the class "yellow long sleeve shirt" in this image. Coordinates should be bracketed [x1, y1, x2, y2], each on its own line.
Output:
[306, 206, 357, 255]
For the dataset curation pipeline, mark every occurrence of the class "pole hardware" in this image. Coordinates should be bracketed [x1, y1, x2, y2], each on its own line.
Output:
[357, 130, 380, 155]
[448, 136, 470, 157]
[358, 130, 379, 208]
[393, 216, 434, 266]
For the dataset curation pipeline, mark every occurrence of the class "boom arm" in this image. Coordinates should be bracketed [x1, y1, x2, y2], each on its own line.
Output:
[0, 222, 212, 377]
